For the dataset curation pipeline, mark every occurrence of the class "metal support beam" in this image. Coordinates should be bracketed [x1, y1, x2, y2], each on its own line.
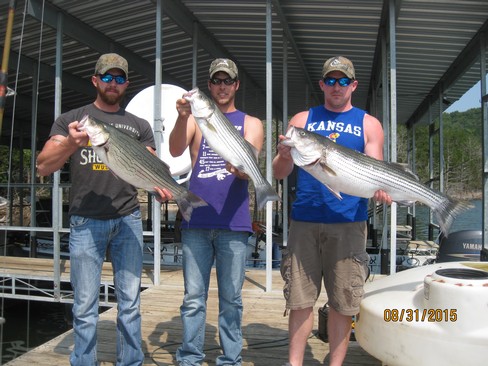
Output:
[271, 0, 320, 106]
[388, 0, 398, 275]
[27, 0, 181, 85]
[152, 0, 164, 285]
[281, 35, 288, 248]
[265, 0, 273, 292]
[481, 32, 488, 253]
[407, 19, 488, 126]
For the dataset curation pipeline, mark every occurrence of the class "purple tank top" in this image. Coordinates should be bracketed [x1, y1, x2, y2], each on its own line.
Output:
[183, 110, 252, 232]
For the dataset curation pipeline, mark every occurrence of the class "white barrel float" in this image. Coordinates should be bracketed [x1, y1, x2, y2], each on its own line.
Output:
[126, 84, 192, 183]
[355, 261, 488, 366]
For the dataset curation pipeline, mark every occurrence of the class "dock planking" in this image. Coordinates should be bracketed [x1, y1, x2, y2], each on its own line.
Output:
[2, 259, 381, 365]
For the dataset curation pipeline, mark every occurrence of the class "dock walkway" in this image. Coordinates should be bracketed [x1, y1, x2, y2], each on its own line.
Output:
[2, 260, 381, 365]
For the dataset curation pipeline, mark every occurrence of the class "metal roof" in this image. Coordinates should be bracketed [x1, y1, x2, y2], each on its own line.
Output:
[1, 0, 487, 147]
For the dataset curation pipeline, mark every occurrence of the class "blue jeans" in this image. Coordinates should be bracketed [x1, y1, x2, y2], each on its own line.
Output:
[176, 229, 248, 366]
[69, 209, 144, 366]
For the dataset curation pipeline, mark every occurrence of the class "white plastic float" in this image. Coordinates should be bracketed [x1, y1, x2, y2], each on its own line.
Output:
[126, 84, 192, 183]
[355, 261, 488, 366]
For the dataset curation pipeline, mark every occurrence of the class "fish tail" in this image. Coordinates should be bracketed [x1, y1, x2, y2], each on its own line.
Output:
[434, 197, 474, 236]
[255, 182, 280, 210]
[176, 192, 208, 222]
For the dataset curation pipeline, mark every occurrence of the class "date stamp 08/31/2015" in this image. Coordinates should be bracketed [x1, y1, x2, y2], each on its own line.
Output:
[383, 308, 458, 323]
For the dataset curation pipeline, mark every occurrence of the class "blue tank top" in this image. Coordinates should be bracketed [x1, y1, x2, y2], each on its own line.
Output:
[291, 106, 369, 223]
[184, 110, 252, 232]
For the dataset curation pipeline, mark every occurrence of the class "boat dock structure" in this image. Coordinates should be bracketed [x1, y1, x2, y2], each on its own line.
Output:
[1, 262, 381, 366]
[1, 1, 488, 365]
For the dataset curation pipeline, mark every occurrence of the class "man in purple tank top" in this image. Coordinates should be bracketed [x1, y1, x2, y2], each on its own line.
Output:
[273, 56, 392, 366]
[167, 58, 264, 366]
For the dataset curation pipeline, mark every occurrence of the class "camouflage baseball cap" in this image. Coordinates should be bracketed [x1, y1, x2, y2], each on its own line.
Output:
[322, 56, 355, 79]
[94, 53, 128, 77]
[209, 58, 238, 79]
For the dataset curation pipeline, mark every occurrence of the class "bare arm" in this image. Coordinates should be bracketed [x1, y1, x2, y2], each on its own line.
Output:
[272, 111, 308, 180]
[364, 114, 392, 204]
[363, 114, 384, 160]
[36, 121, 88, 176]
[226, 114, 264, 179]
[169, 98, 197, 158]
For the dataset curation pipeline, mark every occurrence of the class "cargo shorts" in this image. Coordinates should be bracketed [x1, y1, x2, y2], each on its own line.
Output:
[281, 220, 369, 317]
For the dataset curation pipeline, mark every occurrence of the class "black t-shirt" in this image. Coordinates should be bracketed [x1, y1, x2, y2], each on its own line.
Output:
[49, 103, 156, 219]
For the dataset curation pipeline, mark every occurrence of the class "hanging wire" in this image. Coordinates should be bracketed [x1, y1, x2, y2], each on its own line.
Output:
[0, 0, 26, 362]
[0, 0, 46, 361]
[24, 0, 46, 354]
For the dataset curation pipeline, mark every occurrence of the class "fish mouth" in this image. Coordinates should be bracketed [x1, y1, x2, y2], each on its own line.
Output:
[280, 137, 295, 147]
[183, 88, 198, 100]
[78, 114, 90, 129]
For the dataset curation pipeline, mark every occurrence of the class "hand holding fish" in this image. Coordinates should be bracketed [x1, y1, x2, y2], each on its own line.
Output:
[183, 87, 280, 210]
[282, 126, 473, 235]
[78, 115, 208, 221]
[226, 162, 248, 180]
[273, 134, 296, 180]
[276, 135, 293, 161]
[68, 121, 90, 147]
[153, 187, 174, 203]
[176, 98, 192, 119]
[373, 189, 392, 205]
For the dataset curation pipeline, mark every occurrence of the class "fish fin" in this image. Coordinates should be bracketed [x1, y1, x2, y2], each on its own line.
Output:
[389, 162, 419, 180]
[175, 192, 208, 221]
[433, 198, 474, 236]
[159, 160, 172, 175]
[323, 183, 343, 200]
[316, 158, 337, 176]
[205, 118, 218, 133]
[308, 158, 342, 199]
[255, 182, 280, 210]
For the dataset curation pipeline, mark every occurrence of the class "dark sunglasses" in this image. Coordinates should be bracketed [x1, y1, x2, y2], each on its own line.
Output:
[98, 73, 127, 84]
[209, 77, 236, 86]
[323, 76, 353, 87]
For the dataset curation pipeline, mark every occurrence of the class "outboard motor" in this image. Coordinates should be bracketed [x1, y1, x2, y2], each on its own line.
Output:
[437, 230, 482, 262]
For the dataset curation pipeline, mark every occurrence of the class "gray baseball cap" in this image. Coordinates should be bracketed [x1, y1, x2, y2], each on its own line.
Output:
[209, 58, 238, 79]
[322, 56, 355, 79]
[95, 53, 129, 77]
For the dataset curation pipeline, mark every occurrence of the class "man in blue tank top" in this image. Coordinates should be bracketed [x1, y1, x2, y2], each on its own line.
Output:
[168, 59, 264, 366]
[273, 56, 392, 366]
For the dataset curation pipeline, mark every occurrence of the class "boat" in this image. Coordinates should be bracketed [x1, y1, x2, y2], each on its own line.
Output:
[355, 261, 488, 366]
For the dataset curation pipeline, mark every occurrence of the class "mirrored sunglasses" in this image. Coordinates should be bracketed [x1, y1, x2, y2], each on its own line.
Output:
[99, 73, 127, 84]
[323, 76, 353, 87]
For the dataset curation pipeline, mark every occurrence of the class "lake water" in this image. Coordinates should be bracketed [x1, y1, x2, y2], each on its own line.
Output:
[396, 199, 482, 239]
[0, 300, 71, 364]
[0, 200, 483, 363]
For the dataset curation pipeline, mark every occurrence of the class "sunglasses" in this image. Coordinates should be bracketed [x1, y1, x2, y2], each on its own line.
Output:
[98, 73, 127, 84]
[209, 77, 236, 86]
[323, 76, 353, 87]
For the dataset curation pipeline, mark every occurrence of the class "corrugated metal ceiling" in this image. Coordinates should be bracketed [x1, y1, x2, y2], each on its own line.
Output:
[1, 0, 487, 147]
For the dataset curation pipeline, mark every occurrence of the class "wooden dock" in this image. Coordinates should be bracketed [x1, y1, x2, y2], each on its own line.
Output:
[2, 261, 381, 366]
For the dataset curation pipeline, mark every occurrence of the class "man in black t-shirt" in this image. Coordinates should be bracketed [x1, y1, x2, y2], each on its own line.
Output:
[37, 53, 168, 366]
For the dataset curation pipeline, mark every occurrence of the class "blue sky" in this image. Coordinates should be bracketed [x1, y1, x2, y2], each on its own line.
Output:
[445, 81, 482, 113]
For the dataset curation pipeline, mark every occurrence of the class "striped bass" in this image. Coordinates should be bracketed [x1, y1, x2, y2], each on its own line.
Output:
[78, 115, 207, 221]
[183, 87, 279, 210]
[282, 126, 473, 236]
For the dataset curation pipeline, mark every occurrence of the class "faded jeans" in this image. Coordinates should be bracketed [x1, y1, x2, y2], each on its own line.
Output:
[69, 209, 144, 366]
[176, 229, 248, 366]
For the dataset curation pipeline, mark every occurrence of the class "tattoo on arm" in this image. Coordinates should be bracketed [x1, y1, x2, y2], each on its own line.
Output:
[50, 137, 64, 144]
